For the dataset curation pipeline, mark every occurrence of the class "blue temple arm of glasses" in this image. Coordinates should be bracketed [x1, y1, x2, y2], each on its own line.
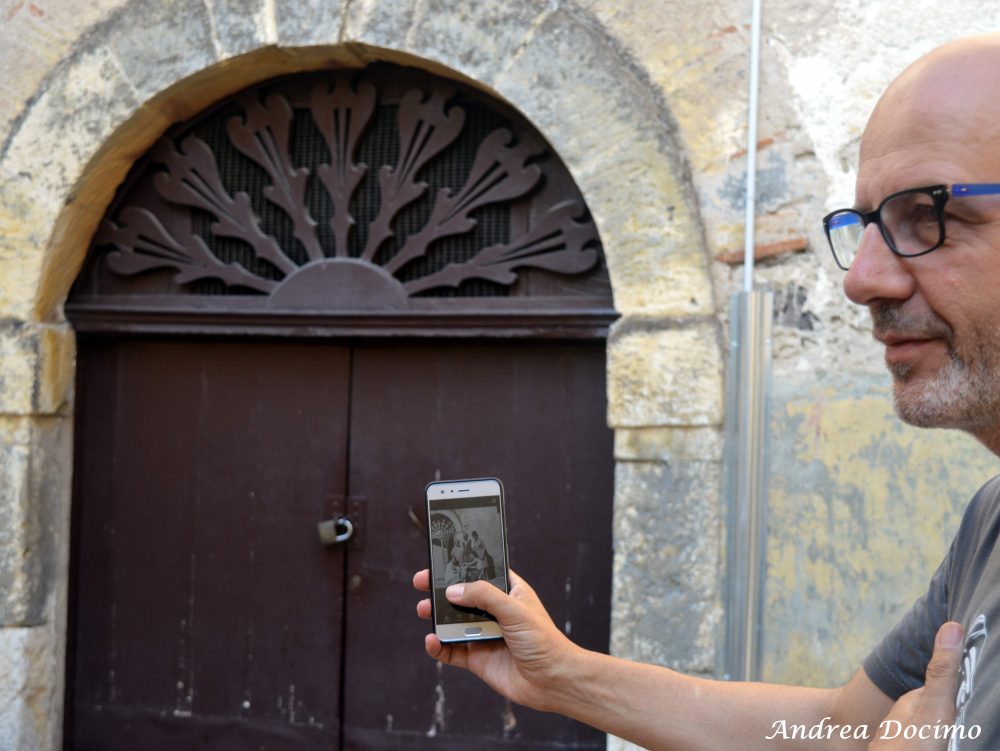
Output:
[953, 183, 1000, 197]
[827, 213, 862, 228]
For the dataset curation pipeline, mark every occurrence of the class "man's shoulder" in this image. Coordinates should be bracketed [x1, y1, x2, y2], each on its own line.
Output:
[951, 473, 1000, 555]
[967, 473, 1000, 518]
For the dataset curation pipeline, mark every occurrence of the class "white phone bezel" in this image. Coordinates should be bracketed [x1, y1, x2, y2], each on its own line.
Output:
[425, 477, 507, 643]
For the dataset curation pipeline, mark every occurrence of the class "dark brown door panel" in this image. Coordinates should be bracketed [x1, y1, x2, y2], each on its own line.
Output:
[67, 339, 352, 748]
[343, 341, 612, 749]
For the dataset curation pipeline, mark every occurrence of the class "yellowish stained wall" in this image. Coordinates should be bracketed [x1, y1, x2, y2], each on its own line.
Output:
[764, 373, 997, 686]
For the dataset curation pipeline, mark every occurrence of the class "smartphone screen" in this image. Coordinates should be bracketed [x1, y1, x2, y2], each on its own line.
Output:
[426, 478, 508, 641]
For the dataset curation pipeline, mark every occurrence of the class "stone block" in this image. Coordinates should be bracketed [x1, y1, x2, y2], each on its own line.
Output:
[0, 321, 74, 417]
[0, 325, 37, 417]
[1, 46, 141, 227]
[0, 0, 126, 143]
[0, 260, 39, 326]
[34, 326, 75, 416]
[272, 0, 346, 47]
[342, 0, 420, 52]
[208, 0, 275, 56]
[102, 0, 217, 100]
[577, 152, 712, 316]
[0, 420, 36, 626]
[611, 458, 722, 674]
[0, 624, 61, 751]
[0, 159, 84, 322]
[395, 0, 550, 87]
[0, 416, 71, 627]
[607, 319, 724, 428]
[0, 159, 71, 311]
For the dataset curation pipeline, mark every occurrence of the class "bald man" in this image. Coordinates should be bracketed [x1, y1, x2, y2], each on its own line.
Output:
[414, 36, 1000, 750]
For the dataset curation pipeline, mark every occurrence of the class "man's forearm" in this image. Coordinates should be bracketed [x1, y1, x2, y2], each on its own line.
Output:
[421, 571, 890, 748]
[542, 647, 881, 751]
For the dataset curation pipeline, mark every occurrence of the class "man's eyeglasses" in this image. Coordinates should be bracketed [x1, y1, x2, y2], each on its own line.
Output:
[822, 183, 1000, 270]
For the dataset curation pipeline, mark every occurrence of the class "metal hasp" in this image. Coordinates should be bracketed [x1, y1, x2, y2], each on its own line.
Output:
[722, 289, 773, 681]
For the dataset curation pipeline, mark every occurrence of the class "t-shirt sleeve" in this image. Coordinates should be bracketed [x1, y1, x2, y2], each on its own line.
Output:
[862, 549, 951, 699]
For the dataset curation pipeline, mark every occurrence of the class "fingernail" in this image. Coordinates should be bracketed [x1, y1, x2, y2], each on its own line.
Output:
[446, 584, 465, 599]
[939, 622, 962, 649]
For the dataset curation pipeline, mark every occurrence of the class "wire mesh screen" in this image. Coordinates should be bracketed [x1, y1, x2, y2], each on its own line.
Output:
[167, 77, 515, 297]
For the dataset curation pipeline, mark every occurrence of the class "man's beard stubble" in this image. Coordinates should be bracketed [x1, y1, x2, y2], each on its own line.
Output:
[871, 302, 1000, 432]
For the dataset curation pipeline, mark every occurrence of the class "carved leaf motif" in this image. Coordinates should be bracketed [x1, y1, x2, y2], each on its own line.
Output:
[152, 136, 297, 274]
[310, 78, 377, 257]
[403, 201, 598, 294]
[384, 128, 542, 274]
[96, 71, 606, 304]
[100, 207, 277, 292]
[360, 86, 466, 262]
[228, 92, 324, 262]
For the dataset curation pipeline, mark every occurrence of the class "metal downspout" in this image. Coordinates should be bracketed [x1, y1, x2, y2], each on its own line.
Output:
[722, 0, 773, 682]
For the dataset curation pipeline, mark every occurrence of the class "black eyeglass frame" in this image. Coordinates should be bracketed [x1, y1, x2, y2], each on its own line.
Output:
[822, 184, 949, 271]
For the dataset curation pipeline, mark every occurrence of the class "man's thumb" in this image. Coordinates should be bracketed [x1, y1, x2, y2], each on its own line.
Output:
[923, 621, 963, 712]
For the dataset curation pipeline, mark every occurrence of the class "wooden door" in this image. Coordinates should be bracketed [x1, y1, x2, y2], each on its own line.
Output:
[66, 337, 612, 750]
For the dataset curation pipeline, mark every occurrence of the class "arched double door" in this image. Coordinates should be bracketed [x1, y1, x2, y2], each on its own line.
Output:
[64, 63, 616, 750]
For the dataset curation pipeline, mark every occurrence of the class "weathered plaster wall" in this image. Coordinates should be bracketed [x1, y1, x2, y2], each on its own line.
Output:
[3, 1, 1000, 749]
[764, 373, 996, 686]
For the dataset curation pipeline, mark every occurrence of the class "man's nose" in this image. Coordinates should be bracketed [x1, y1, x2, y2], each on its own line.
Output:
[842, 223, 916, 305]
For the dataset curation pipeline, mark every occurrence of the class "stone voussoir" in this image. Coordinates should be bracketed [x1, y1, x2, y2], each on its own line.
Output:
[100, 0, 218, 100]
[2, 45, 142, 231]
[393, 0, 553, 88]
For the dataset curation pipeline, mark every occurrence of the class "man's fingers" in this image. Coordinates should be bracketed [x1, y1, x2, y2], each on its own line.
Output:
[416, 598, 432, 620]
[446, 580, 517, 621]
[922, 621, 963, 716]
[425, 633, 469, 670]
[413, 569, 430, 592]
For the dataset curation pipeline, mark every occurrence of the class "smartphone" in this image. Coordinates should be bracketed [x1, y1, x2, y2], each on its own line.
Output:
[425, 477, 510, 642]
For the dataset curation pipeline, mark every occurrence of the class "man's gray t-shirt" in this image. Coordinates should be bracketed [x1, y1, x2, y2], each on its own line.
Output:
[864, 475, 1000, 750]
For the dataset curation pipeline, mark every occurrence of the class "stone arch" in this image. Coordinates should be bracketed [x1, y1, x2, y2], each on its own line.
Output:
[3, 1, 713, 323]
[0, 1, 723, 745]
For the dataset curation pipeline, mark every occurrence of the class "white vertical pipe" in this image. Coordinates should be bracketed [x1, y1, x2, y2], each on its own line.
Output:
[723, 0, 770, 683]
[743, 0, 763, 291]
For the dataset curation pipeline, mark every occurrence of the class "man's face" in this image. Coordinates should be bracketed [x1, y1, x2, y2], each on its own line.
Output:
[844, 54, 1000, 440]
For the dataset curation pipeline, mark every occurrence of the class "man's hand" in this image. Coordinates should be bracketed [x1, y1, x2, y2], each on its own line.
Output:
[413, 569, 581, 711]
[869, 622, 963, 751]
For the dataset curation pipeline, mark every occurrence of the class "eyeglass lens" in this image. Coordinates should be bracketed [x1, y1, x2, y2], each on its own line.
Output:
[826, 190, 943, 269]
[826, 212, 864, 269]
[880, 191, 941, 254]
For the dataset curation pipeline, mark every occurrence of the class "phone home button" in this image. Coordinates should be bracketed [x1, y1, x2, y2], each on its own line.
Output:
[464, 626, 483, 637]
